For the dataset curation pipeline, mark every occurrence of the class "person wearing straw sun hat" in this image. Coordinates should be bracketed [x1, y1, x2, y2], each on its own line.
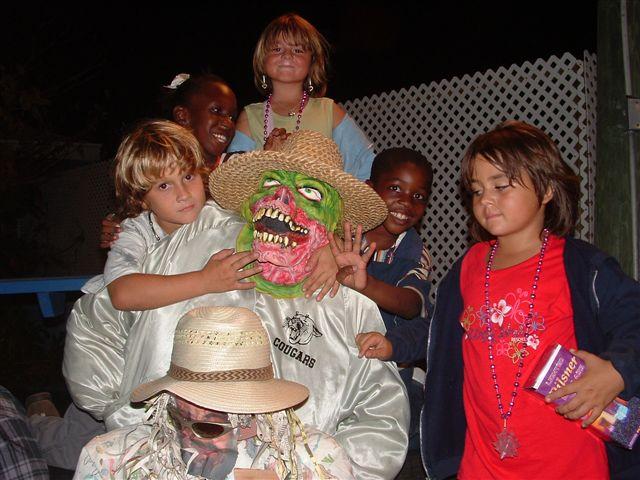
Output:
[209, 130, 387, 298]
[65, 131, 409, 480]
[74, 306, 354, 479]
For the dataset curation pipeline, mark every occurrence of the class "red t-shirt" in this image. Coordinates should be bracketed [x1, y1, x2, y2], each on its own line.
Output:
[458, 236, 608, 479]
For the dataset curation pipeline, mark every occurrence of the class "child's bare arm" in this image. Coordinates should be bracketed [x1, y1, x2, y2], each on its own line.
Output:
[356, 332, 393, 360]
[545, 349, 625, 426]
[107, 249, 261, 310]
[361, 277, 422, 319]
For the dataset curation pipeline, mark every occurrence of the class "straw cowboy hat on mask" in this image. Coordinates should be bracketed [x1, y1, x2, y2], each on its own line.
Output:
[131, 306, 309, 413]
[209, 130, 388, 233]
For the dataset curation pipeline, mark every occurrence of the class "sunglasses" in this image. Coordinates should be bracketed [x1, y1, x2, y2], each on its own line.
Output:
[168, 405, 236, 439]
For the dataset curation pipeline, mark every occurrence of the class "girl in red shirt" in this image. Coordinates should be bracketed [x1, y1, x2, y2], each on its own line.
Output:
[456, 120, 621, 479]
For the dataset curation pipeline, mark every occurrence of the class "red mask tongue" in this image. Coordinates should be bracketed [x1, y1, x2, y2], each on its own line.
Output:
[251, 189, 329, 285]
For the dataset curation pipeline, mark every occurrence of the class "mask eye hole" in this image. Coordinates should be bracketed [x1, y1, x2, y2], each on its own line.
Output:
[263, 179, 281, 188]
[298, 186, 322, 202]
[191, 422, 230, 439]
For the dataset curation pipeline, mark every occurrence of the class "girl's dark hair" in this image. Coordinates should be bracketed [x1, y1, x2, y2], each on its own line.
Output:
[159, 73, 229, 119]
[461, 120, 581, 241]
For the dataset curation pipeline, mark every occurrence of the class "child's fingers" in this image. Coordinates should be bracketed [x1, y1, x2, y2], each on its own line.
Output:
[352, 224, 363, 252]
[343, 222, 353, 251]
[581, 408, 601, 428]
[229, 250, 259, 268]
[234, 280, 256, 290]
[102, 216, 120, 229]
[303, 271, 328, 298]
[328, 232, 341, 256]
[210, 248, 235, 261]
[545, 379, 581, 404]
[363, 348, 390, 360]
[329, 280, 340, 298]
[356, 332, 381, 357]
[555, 397, 588, 419]
[236, 265, 262, 279]
[315, 278, 335, 302]
[355, 332, 371, 349]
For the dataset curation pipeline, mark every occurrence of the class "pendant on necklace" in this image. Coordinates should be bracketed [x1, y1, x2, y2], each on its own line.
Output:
[493, 427, 519, 460]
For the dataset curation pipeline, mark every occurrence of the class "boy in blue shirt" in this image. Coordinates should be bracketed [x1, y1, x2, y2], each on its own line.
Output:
[331, 147, 433, 449]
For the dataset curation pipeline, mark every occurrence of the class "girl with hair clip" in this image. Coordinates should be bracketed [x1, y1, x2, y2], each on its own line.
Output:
[100, 72, 237, 248]
[228, 13, 375, 181]
[357, 120, 640, 479]
[162, 72, 237, 171]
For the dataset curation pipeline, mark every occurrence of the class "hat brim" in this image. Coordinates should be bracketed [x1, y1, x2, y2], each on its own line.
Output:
[209, 150, 388, 234]
[131, 376, 309, 414]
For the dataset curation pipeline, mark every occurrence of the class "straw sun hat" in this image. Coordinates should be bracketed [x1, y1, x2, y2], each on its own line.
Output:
[209, 130, 388, 233]
[131, 306, 309, 414]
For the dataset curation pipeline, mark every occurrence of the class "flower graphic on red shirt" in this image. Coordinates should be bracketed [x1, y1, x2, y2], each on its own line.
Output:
[496, 341, 510, 357]
[526, 334, 540, 350]
[460, 305, 476, 333]
[490, 299, 512, 327]
[507, 338, 530, 364]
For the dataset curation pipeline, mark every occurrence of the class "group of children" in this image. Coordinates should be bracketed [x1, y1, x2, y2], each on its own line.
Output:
[67, 11, 640, 480]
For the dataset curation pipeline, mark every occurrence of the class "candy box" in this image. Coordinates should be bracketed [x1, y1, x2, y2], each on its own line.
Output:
[526, 343, 640, 449]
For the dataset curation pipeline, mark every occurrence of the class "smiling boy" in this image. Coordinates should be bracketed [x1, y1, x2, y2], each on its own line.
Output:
[348, 147, 434, 324]
[332, 147, 433, 451]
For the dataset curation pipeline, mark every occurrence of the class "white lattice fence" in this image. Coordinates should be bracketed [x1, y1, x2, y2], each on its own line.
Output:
[344, 51, 597, 291]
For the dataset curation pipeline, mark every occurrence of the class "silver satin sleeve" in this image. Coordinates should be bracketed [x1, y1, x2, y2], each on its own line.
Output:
[62, 286, 135, 420]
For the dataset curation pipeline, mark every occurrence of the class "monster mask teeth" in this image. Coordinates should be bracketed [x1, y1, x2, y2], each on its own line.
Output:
[253, 208, 266, 222]
[253, 206, 308, 234]
[253, 230, 297, 248]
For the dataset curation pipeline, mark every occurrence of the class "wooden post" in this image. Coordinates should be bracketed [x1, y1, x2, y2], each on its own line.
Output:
[595, 0, 640, 278]
[629, 0, 640, 278]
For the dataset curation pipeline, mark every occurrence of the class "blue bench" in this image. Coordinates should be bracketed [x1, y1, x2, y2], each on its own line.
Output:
[0, 276, 94, 317]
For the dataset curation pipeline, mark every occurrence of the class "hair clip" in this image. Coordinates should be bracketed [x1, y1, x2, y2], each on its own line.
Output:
[164, 73, 190, 89]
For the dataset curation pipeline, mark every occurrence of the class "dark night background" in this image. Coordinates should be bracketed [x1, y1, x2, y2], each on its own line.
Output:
[1, 0, 598, 421]
[2, 1, 597, 158]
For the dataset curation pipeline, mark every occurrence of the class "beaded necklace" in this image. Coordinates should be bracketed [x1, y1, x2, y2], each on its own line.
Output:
[263, 91, 308, 145]
[484, 228, 549, 459]
[148, 211, 161, 242]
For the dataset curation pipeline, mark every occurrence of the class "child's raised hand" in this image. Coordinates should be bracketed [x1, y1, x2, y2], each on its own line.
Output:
[302, 244, 339, 301]
[264, 128, 289, 151]
[545, 349, 625, 427]
[329, 222, 376, 291]
[355, 332, 393, 360]
[200, 249, 262, 293]
[100, 213, 121, 249]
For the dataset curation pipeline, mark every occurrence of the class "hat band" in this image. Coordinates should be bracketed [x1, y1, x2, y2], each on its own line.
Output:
[168, 363, 274, 382]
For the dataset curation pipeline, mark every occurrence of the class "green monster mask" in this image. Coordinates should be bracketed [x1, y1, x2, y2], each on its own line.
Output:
[236, 170, 343, 298]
